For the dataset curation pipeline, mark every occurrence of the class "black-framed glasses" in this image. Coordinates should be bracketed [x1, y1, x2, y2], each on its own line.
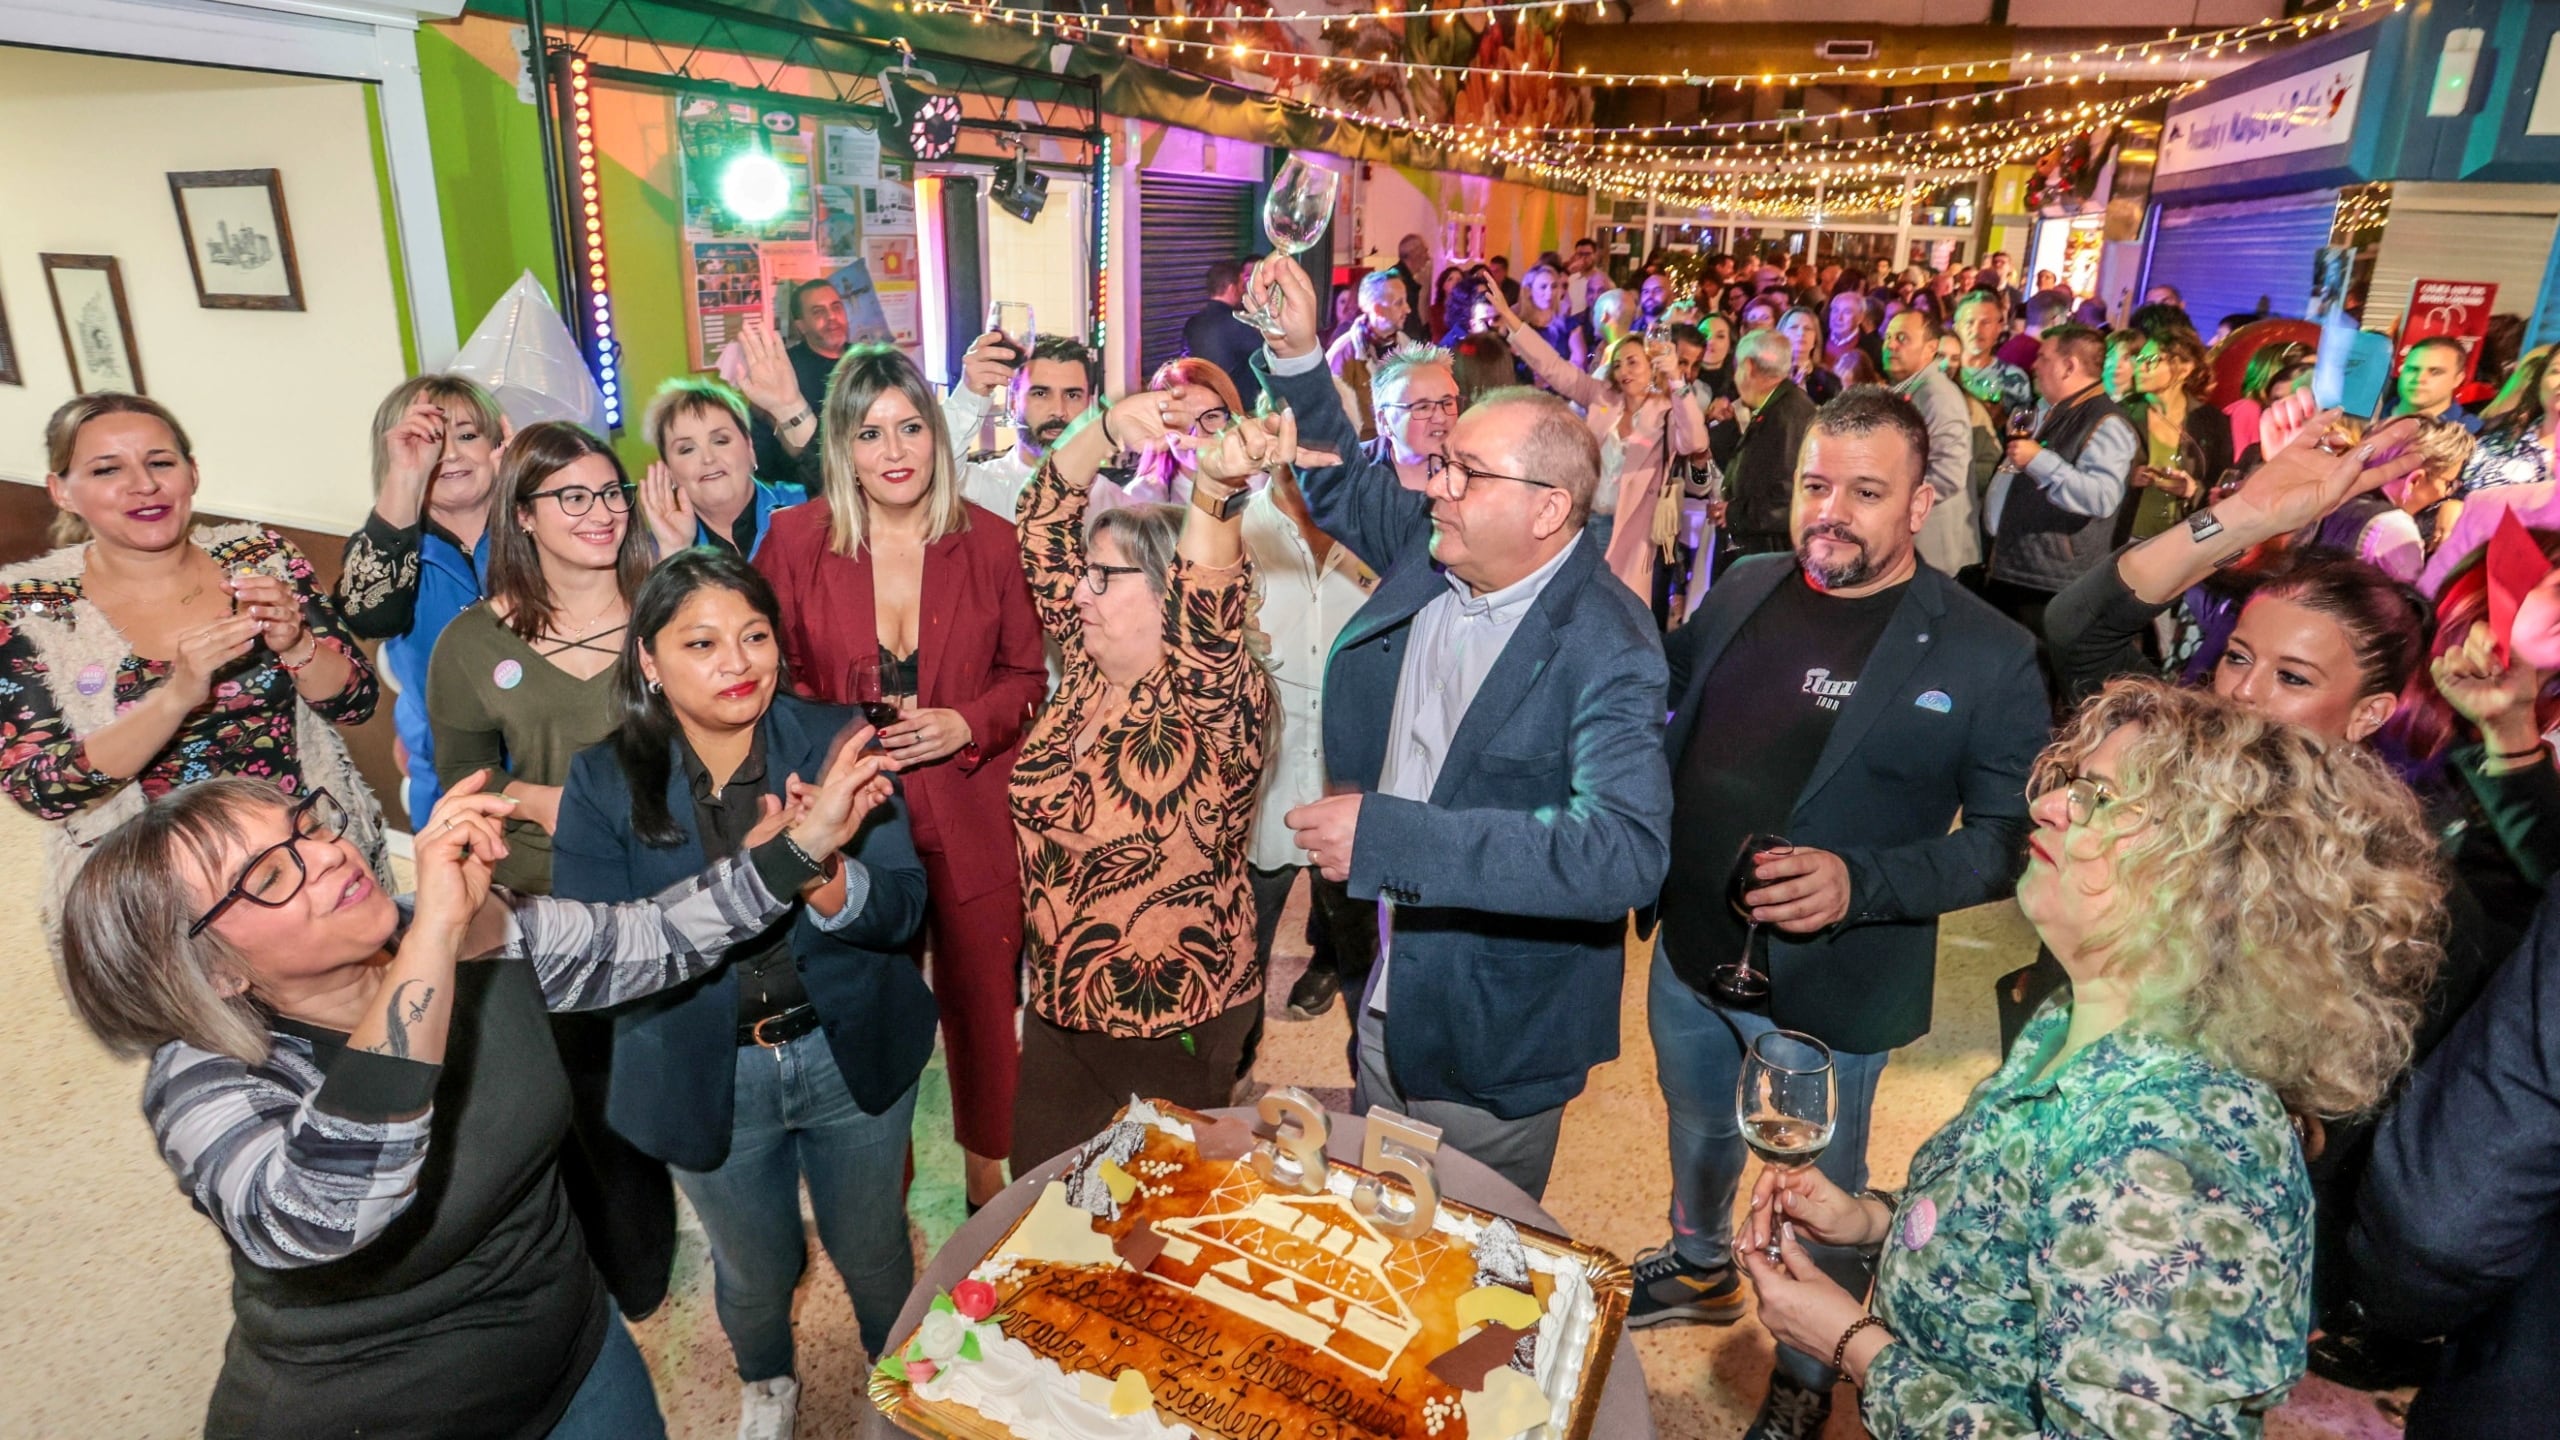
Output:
[1379, 395, 1461, 418]
[189, 789, 352, 937]
[1187, 407, 1235, 437]
[525, 483, 635, 517]
[1423, 453, 1561, 500]
[1082, 562, 1148, 596]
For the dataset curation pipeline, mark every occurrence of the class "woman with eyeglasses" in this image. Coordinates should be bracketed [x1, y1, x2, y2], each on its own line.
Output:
[56, 743, 892, 1440]
[1005, 378, 1275, 1171]
[424, 419, 673, 1318]
[1123, 356, 1247, 509]
[754, 343, 1046, 1213]
[1482, 280, 1707, 599]
[1743, 678, 2442, 1438]
[0, 393, 385, 939]
[2116, 325, 2234, 544]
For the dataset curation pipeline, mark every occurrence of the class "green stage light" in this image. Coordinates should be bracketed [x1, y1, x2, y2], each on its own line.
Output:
[719, 151, 790, 223]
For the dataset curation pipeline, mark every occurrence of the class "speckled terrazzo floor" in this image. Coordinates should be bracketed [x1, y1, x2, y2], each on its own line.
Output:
[0, 799, 2408, 1438]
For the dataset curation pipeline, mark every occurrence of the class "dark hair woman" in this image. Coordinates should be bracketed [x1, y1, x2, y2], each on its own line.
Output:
[554, 550, 930, 1436]
[57, 754, 888, 1440]
[2117, 325, 2236, 544]
[750, 342, 1047, 1211]
[336, 373, 510, 827]
[424, 419, 667, 1316]
[0, 392, 385, 942]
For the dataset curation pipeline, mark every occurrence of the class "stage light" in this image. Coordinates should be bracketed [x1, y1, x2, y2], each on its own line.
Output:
[719, 151, 792, 224]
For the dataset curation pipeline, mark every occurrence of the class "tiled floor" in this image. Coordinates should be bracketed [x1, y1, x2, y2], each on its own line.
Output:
[0, 798, 2405, 1437]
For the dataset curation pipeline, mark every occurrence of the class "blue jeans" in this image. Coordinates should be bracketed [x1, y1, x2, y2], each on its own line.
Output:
[547, 1316, 666, 1440]
[672, 1031, 919, 1380]
[1647, 946, 1889, 1388]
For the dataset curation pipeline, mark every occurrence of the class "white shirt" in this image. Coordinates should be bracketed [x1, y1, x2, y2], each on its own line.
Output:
[1369, 532, 1584, 1011]
[1242, 491, 1379, 871]
[941, 387, 1040, 519]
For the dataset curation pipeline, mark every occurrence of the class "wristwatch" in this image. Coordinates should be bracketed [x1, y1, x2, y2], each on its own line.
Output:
[2185, 507, 2226, 547]
[1192, 479, 1252, 521]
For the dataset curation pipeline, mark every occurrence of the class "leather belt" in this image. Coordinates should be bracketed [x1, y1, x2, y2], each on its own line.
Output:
[737, 1005, 821, 1048]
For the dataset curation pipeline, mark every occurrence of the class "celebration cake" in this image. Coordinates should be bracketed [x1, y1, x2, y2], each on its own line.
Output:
[872, 1095, 1630, 1440]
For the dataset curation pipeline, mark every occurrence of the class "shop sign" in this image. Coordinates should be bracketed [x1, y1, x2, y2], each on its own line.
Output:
[2158, 52, 2367, 176]
[2399, 279, 2499, 382]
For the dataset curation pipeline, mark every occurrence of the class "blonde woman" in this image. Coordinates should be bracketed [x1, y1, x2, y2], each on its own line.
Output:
[1485, 282, 1707, 599]
[751, 342, 1046, 1210]
[1744, 678, 2443, 1438]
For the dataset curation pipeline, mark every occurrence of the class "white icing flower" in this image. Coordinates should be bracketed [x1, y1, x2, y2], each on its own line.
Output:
[917, 1309, 967, 1361]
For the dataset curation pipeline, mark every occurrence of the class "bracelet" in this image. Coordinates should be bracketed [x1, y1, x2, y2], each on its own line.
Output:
[780, 408, 814, 433]
[1830, 1314, 1886, 1375]
[2490, 743, 2548, 762]
[776, 829, 828, 884]
[278, 634, 323, 673]
[1100, 409, 1124, 452]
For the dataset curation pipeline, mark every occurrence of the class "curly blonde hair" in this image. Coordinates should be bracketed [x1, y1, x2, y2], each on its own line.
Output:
[2034, 678, 2444, 1117]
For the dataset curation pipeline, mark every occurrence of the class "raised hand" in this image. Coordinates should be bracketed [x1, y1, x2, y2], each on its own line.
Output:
[409, 771, 515, 938]
[1254, 252, 1323, 360]
[381, 399, 445, 504]
[960, 330, 1021, 398]
[2435, 620, 2549, 757]
[639, 461, 698, 556]
[167, 615, 264, 707]
[1181, 407, 1299, 487]
[787, 737, 898, 858]
[735, 321, 805, 419]
[225, 571, 311, 658]
[2225, 411, 2426, 538]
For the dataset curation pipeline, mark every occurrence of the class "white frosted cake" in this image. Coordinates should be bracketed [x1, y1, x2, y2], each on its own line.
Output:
[873, 1099, 1629, 1440]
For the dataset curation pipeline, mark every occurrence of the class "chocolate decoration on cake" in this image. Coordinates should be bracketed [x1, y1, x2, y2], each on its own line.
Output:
[1426, 1322, 1534, 1391]
[1114, 1217, 1170, 1273]
[1472, 1217, 1542, 1374]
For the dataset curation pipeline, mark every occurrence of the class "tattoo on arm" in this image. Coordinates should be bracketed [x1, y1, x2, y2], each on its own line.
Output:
[362, 979, 437, 1059]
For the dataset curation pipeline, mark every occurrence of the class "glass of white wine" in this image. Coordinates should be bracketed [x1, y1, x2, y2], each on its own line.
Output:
[1737, 1028, 1836, 1261]
[1238, 154, 1341, 336]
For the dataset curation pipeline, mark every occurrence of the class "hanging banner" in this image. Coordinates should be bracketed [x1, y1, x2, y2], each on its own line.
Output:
[2158, 53, 2368, 177]
[2398, 279, 2499, 383]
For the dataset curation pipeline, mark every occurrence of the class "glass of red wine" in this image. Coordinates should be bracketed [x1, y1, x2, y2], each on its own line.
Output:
[1737, 1028, 1836, 1260]
[1709, 832, 1790, 1006]
[845, 656, 903, 732]
[2005, 406, 2038, 441]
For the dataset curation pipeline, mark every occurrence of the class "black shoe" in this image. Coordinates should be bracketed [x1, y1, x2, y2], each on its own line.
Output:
[1742, 1370, 1833, 1440]
[1284, 966, 1342, 1020]
[2308, 1327, 2440, 1391]
[1623, 1240, 1745, 1329]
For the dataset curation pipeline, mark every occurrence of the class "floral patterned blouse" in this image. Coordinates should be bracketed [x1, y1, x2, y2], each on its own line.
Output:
[1863, 1000, 2311, 1440]
[0, 529, 378, 820]
[1009, 460, 1273, 1038]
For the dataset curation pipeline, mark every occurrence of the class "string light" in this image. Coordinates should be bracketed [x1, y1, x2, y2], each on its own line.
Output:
[563, 54, 621, 429]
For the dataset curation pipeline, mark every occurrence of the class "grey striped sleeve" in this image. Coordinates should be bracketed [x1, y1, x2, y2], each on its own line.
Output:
[143, 1038, 436, 1270]
[494, 847, 794, 1011]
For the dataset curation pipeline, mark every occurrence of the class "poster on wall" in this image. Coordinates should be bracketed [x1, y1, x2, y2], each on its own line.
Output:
[867, 161, 916, 235]
[862, 235, 921, 346]
[41, 254, 143, 395]
[827, 260, 900, 347]
[690, 241, 765, 360]
[823, 123, 881, 189]
[677, 95, 812, 241]
[814, 186, 864, 265]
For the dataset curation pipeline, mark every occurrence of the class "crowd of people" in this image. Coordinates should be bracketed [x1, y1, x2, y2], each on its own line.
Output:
[5, 227, 2558, 1440]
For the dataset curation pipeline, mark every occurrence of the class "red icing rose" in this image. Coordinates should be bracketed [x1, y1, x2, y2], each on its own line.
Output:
[952, 1279, 997, 1321]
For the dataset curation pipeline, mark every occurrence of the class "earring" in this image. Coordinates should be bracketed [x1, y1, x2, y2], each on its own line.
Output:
[647, 678, 662, 694]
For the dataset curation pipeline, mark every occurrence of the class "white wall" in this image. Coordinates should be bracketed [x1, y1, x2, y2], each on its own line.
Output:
[0, 45, 409, 534]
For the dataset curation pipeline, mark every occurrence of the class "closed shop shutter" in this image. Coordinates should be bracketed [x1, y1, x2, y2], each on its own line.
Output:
[2142, 189, 2340, 329]
[1138, 171, 1253, 379]
[2362, 188, 2560, 334]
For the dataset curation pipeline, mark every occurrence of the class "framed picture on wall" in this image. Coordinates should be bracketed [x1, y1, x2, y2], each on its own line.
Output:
[42, 254, 145, 395]
[168, 168, 305, 311]
[0, 279, 19, 387]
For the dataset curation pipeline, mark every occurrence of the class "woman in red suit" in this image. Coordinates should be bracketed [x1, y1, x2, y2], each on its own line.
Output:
[754, 342, 1047, 1209]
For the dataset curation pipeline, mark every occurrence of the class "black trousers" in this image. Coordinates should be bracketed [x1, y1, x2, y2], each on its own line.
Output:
[1248, 863, 1377, 986]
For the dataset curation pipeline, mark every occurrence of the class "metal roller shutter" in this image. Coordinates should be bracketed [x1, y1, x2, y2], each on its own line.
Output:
[1138, 172, 1253, 379]
[2361, 189, 2560, 334]
[2142, 189, 2340, 330]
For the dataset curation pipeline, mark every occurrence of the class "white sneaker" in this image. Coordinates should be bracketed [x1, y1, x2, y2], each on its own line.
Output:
[737, 1374, 799, 1440]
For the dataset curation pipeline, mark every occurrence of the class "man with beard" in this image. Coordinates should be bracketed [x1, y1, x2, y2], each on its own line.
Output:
[751, 278, 850, 477]
[942, 330, 1100, 515]
[1326, 270, 1414, 441]
[1627, 386, 2047, 1440]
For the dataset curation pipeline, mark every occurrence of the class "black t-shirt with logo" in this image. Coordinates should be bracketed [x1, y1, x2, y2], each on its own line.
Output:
[1660, 570, 1908, 995]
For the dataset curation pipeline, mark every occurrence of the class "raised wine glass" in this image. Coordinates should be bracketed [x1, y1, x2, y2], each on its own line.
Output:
[1709, 831, 1790, 1005]
[1237, 154, 1341, 336]
[1737, 1028, 1836, 1260]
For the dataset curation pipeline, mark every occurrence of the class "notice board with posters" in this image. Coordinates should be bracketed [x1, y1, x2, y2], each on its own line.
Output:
[677, 94, 921, 372]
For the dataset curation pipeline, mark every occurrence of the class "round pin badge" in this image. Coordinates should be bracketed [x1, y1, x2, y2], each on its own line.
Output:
[1900, 1196, 1938, 1251]
[493, 659, 525, 691]
[74, 663, 109, 697]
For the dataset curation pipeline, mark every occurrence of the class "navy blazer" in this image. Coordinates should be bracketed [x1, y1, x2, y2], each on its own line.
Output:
[1651, 554, 2049, 1054]
[1263, 352, 1675, 1121]
[553, 694, 934, 1172]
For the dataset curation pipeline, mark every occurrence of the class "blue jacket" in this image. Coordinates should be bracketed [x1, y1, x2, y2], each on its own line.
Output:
[1263, 352, 1674, 1121]
[382, 526, 487, 825]
[688, 478, 808, 559]
[552, 694, 933, 1172]
[1647, 556, 2047, 1055]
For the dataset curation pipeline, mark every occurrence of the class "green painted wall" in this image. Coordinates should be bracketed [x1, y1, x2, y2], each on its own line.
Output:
[415, 26, 690, 477]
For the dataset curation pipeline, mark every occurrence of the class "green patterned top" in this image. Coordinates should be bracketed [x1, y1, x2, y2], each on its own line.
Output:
[1862, 1001, 2311, 1439]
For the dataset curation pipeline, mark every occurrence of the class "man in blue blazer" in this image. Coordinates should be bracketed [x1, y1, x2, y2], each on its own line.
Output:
[1631, 386, 2049, 1440]
[1252, 254, 1673, 1201]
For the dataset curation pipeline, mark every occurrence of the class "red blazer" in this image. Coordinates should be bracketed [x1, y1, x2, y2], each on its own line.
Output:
[756, 498, 1047, 900]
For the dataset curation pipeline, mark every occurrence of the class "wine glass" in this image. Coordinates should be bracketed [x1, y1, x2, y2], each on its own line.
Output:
[1737, 1028, 1836, 1260]
[845, 656, 903, 731]
[1237, 155, 1342, 335]
[1709, 832, 1790, 1005]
